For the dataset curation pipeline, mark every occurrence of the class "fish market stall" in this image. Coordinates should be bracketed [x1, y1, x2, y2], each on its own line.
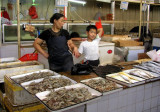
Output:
[2, 60, 160, 112]
[60, 61, 160, 112]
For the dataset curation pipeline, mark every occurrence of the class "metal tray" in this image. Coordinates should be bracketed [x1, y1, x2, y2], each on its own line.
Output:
[81, 77, 123, 95]
[36, 83, 102, 112]
[133, 61, 160, 74]
[10, 69, 60, 83]
[21, 75, 77, 93]
[106, 73, 145, 87]
[0, 57, 20, 63]
[123, 69, 160, 82]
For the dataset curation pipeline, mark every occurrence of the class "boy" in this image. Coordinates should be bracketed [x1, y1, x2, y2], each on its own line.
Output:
[78, 22, 103, 66]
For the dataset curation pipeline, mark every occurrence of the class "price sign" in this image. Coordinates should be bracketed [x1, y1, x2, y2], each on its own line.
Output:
[55, 0, 68, 7]
[120, 1, 129, 10]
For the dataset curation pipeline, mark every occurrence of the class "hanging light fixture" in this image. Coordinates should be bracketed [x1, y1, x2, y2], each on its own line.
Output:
[68, 0, 86, 5]
[96, 0, 111, 3]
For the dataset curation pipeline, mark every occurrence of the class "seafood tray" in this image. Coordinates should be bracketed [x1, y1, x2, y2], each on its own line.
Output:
[10, 69, 60, 84]
[106, 72, 145, 87]
[134, 61, 160, 74]
[123, 69, 160, 82]
[0, 57, 20, 63]
[0, 61, 39, 69]
[92, 65, 122, 78]
[0, 61, 44, 83]
[81, 77, 123, 95]
[36, 83, 102, 112]
[21, 75, 77, 95]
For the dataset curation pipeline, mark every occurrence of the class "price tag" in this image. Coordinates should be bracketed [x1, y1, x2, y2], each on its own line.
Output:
[55, 0, 68, 7]
[120, 1, 129, 10]
[142, 3, 147, 11]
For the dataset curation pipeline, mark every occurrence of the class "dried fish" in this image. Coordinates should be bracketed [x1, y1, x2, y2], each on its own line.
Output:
[15, 72, 54, 83]
[83, 78, 118, 92]
[26, 77, 73, 94]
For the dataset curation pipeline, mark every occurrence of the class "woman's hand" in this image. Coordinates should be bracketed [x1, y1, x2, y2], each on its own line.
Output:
[43, 52, 49, 59]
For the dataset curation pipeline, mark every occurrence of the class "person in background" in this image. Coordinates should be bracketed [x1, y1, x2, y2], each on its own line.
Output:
[33, 13, 79, 72]
[70, 32, 83, 41]
[78, 18, 103, 66]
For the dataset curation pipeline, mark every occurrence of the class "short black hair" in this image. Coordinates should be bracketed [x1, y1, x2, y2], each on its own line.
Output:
[50, 13, 64, 24]
[70, 32, 80, 38]
[86, 25, 97, 32]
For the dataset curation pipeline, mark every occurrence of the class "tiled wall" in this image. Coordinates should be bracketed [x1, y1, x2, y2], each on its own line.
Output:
[86, 80, 160, 112]
[0, 44, 35, 58]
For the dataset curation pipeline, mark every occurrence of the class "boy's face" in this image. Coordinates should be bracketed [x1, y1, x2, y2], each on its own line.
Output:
[87, 29, 97, 41]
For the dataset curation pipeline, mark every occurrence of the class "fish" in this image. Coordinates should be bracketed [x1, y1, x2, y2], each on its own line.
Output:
[130, 70, 150, 79]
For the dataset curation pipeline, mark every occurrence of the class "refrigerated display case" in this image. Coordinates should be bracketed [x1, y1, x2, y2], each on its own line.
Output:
[67, 23, 112, 38]
[2, 24, 52, 43]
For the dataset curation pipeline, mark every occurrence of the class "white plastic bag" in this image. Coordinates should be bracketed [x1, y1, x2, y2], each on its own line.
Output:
[147, 50, 160, 62]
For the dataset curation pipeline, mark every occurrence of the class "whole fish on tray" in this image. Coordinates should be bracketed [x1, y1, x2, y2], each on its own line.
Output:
[118, 72, 140, 83]
[129, 69, 155, 79]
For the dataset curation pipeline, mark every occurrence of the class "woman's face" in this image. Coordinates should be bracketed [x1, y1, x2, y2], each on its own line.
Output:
[54, 17, 65, 29]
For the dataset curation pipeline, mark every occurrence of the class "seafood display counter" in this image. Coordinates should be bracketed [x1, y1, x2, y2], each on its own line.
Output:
[60, 61, 160, 112]
[3, 60, 160, 112]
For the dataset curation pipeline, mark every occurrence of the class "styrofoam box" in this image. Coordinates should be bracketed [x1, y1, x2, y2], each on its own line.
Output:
[0, 61, 44, 83]
[0, 57, 20, 63]
[4, 69, 59, 106]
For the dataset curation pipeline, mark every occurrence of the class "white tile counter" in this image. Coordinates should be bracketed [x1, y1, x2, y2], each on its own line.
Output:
[86, 80, 160, 112]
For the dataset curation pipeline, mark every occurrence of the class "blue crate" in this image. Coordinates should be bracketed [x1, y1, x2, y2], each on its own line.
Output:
[153, 46, 160, 51]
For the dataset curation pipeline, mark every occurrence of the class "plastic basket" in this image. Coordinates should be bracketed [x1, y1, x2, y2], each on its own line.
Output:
[19, 53, 38, 62]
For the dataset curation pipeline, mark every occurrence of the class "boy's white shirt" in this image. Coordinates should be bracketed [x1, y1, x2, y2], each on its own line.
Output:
[78, 34, 101, 61]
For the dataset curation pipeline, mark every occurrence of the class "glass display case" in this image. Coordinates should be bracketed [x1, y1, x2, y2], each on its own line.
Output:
[2, 24, 52, 43]
[67, 23, 112, 38]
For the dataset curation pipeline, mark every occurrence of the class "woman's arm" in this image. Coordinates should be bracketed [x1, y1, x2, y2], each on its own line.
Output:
[33, 38, 49, 59]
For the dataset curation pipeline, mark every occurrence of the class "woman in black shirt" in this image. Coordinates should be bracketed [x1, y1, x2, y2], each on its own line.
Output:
[33, 13, 79, 72]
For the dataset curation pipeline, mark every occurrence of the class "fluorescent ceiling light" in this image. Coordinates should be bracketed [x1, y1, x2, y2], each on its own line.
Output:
[68, 0, 86, 5]
[96, 0, 111, 3]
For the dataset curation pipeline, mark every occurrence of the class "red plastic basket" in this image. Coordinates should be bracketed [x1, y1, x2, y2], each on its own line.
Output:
[19, 53, 38, 62]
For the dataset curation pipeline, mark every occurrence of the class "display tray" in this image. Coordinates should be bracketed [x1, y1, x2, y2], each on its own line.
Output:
[10, 69, 60, 84]
[133, 61, 160, 74]
[0, 57, 20, 63]
[0, 61, 39, 69]
[81, 77, 123, 95]
[106, 72, 145, 87]
[123, 69, 160, 82]
[36, 83, 102, 112]
[20, 75, 77, 95]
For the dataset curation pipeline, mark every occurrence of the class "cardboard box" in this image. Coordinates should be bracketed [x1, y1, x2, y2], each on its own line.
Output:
[138, 53, 150, 60]
[102, 35, 131, 42]
[113, 40, 143, 47]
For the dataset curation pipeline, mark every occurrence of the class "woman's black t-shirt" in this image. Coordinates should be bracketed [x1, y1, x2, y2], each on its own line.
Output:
[38, 28, 72, 65]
